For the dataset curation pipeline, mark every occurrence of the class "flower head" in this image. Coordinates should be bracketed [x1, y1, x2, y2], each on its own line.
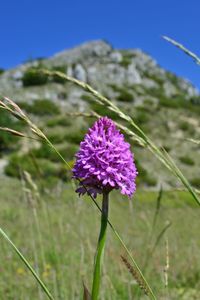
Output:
[73, 117, 137, 198]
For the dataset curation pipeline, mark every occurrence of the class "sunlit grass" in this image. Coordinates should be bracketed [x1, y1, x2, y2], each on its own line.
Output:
[0, 177, 200, 299]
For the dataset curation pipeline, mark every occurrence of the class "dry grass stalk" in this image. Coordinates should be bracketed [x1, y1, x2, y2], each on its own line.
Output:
[121, 255, 149, 296]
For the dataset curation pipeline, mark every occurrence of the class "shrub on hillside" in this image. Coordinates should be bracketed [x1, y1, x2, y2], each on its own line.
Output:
[117, 90, 133, 102]
[190, 178, 200, 189]
[135, 110, 149, 125]
[5, 154, 41, 178]
[89, 102, 120, 120]
[46, 117, 71, 127]
[158, 94, 200, 112]
[143, 71, 164, 86]
[48, 129, 86, 145]
[5, 154, 68, 181]
[51, 65, 67, 84]
[179, 156, 195, 166]
[109, 85, 134, 102]
[159, 96, 184, 108]
[18, 99, 60, 116]
[32, 143, 78, 161]
[22, 65, 67, 86]
[119, 52, 134, 68]
[81, 94, 94, 102]
[135, 159, 157, 186]
[22, 67, 49, 86]
[179, 121, 193, 133]
[64, 130, 86, 144]
[190, 96, 200, 105]
[0, 111, 23, 152]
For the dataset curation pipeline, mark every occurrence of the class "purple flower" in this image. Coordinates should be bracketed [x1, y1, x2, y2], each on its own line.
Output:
[73, 117, 138, 198]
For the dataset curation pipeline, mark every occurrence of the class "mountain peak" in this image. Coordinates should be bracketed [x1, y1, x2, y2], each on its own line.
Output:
[50, 39, 112, 64]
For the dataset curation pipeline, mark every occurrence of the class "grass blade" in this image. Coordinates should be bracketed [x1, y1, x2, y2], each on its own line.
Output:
[0, 227, 54, 300]
[163, 35, 200, 65]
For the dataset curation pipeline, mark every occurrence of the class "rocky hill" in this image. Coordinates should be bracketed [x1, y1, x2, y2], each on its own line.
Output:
[0, 40, 200, 189]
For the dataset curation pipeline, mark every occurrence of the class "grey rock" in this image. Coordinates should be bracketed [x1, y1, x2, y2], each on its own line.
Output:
[67, 66, 73, 77]
[126, 63, 141, 84]
[110, 51, 122, 63]
[0, 159, 7, 175]
[0, 39, 199, 108]
[142, 78, 158, 89]
[14, 80, 23, 88]
[11, 70, 23, 80]
[163, 81, 177, 97]
[177, 78, 198, 99]
[73, 64, 87, 82]
[47, 40, 112, 66]
[132, 50, 157, 71]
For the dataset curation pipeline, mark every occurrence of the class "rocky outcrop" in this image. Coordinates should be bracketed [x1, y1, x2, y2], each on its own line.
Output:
[0, 40, 199, 106]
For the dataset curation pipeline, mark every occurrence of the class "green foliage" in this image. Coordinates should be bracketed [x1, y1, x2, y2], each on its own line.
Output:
[162, 145, 171, 153]
[134, 110, 149, 126]
[51, 65, 67, 84]
[46, 116, 71, 127]
[81, 94, 95, 102]
[147, 86, 165, 99]
[120, 57, 131, 68]
[22, 67, 49, 86]
[117, 90, 133, 102]
[179, 156, 195, 166]
[0, 111, 23, 152]
[32, 99, 59, 116]
[5, 154, 68, 181]
[166, 71, 179, 86]
[154, 92, 200, 113]
[190, 95, 200, 105]
[143, 98, 156, 107]
[108, 84, 120, 92]
[18, 99, 60, 116]
[135, 159, 157, 186]
[190, 178, 200, 189]
[22, 65, 67, 87]
[143, 71, 164, 86]
[64, 130, 86, 144]
[119, 51, 134, 68]
[159, 95, 186, 108]
[0, 68, 4, 75]
[89, 102, 120, 120]
[179, 121, 192, 132]
[144, 176, 157, 186]
[47, 132, 65, 144]
[31, 144, 59, 162]
[48, 129, 85, 145]
[32, 143, 78, 161]
[146, 86, 195, 110]
[109, 84, 134, 102]
[51, 66, 66, 73]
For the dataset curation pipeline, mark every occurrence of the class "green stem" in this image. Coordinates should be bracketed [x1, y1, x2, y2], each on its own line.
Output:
[92, 191, 109, 300]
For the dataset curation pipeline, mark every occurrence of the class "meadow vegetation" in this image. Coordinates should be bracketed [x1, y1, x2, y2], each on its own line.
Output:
[0, 178, 200, 299]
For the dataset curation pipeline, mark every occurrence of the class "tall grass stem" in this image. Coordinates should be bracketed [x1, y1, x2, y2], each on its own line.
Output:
[0, 227, 55, 300]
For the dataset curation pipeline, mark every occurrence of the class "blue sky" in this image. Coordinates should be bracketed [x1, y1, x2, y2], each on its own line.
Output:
[1, 0, 200, 88]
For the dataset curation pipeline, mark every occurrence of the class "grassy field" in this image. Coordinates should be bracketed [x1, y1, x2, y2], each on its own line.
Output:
[0, 177, 200, 300]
